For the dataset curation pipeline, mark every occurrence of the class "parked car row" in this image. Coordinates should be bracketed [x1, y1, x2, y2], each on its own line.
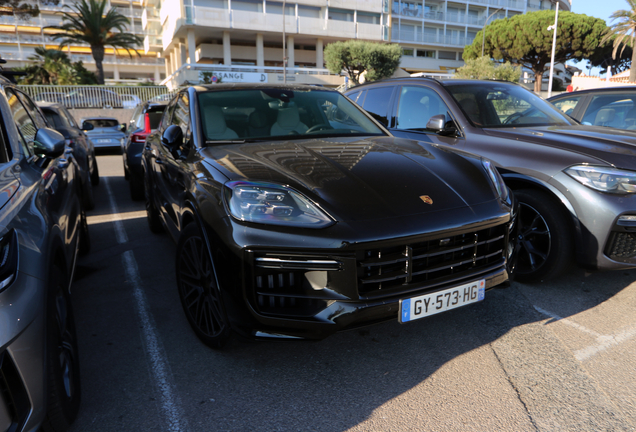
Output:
[0, 73, 91, 431]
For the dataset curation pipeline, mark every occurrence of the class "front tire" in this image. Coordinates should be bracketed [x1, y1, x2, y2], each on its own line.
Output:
[129, 173, 144, 201]
[41, 266, 81, 432]
[144, 168, 163, 233]
[176, 223, 232, 349]
[514, 189, 573, 282]
[81, 178, 95, 211]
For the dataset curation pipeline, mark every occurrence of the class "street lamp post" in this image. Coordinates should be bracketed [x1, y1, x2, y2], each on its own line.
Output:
[547, 1, 560, 98]
[481, 7, 504, 58]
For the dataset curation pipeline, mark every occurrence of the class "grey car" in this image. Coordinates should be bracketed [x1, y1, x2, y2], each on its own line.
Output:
[547, 87, 636, 131]
[80, 116, 126, 150]
[0, 75, 87, 431]
[346, 78, 636, 281]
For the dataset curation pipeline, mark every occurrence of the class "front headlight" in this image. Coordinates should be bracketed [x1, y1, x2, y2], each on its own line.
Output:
[482, 158, 509, 203]
[564, 165, 636, 194]
[223, 181, 334, 228]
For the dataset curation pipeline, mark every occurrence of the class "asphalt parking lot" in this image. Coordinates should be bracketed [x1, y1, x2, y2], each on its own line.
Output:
[68, 154, 636, 432]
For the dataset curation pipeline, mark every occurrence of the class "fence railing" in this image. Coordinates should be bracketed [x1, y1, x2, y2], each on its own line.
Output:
[19, 85, 177, 109]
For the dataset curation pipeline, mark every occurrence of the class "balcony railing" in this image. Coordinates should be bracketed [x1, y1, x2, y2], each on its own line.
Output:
[391, 27, 474, 47]
[181, 5, 383, 40]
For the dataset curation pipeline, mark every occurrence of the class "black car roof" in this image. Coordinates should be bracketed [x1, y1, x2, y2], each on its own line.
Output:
[188, 83, 338, 93]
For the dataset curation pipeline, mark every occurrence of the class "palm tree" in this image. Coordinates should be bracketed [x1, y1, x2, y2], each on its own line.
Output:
[16, 47, 97, 85]
[46, 0, 142, 84]
[601, 0, 636, 82]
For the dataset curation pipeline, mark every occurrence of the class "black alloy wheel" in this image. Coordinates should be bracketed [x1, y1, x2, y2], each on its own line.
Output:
[176, 223, 232, 349]
[42, 266, 81, 432]
[144, 168, 163, 233]
[81, 177, 95, 211]
[79, 207, 91, 255]
[129, 173, 144, 201]
[90, 151, 99, 186]
[514, 189, 573, 282]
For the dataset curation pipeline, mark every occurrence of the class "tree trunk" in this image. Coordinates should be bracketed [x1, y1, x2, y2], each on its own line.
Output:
[630, 47, 636, 83]
[534, 71, 543, 93]
[92, 45, 105, 85]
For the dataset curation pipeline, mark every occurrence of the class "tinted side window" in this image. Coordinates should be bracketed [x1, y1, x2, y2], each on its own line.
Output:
[161, 97, 178, 130]
[551, 96, 582, 117]
[347, 90, 361, 103]
[60, 107, 79, 128]
[6, 89, 37, 156]
[396, 86, 452, 131]
[582, 95, 635, 129]
[173, 93, 190, 136]
[361, 87, 393, 126]
[16, 90, 47, 130]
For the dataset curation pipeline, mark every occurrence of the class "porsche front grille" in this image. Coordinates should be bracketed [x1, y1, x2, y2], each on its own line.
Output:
[358, 225, 507, 296]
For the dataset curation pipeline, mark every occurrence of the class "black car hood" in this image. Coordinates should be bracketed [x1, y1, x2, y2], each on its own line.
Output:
[200, 136, 498, 222]
[483, 125, 636, 167]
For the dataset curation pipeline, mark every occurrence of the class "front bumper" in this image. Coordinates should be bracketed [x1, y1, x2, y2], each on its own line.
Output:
[218, 210, 515, 340]
[0, 272, 46, 432]
[551, 173, 636, 271]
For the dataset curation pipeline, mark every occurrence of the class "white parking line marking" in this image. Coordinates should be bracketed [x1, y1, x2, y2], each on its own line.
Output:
[103, 178, 185, 431]
[87, 210, 146, 225]
[103, 177, 128, 244]
[534, 305, 636, 361]
[533, 306, 602, 338]
[123, 251, 185, 432]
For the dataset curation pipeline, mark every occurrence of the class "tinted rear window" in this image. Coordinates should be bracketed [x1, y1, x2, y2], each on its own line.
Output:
[85, 119, 119, 128]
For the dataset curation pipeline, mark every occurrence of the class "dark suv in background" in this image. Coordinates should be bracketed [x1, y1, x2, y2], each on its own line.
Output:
[0, 75, 86, 431]
[38, 101, 100, 210]
[346, 78, 636, 282]
[122, 100, 167, 200]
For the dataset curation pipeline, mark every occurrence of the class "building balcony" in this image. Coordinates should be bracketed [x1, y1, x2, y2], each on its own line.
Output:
[179, 5, 384, 42]
[391, 27, 475, 48]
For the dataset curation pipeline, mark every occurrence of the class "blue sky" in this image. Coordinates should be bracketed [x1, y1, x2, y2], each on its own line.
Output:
[569, 0, 630, 74]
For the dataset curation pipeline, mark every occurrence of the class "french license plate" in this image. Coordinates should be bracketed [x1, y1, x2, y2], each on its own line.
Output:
[399, 279, 485, 323]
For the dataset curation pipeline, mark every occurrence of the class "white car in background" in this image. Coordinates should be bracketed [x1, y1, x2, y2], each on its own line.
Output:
[121, 94, 142, 109]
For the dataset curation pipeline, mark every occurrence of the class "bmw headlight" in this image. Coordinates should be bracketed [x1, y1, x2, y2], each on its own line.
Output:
[564, 165, 636, 194]
[223, 181, 334, 228]
[482, 158, 509, 203]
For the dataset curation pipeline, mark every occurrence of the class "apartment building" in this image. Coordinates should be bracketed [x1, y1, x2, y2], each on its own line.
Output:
[0, 0, 570, 88]
[1, 0, 165, 82]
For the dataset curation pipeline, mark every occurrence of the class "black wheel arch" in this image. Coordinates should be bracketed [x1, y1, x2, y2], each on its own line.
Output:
[501, 173, 583, 264]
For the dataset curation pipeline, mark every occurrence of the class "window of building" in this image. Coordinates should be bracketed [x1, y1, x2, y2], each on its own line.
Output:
[298, 5, 320, 18]
[328, 8, 354, 21]
[402, 48, 414, 56]
[232, 0, 262, 12]
[438, 51, 456, 60]
[357, 11, 381, 24]
[416, 50, 435, 58]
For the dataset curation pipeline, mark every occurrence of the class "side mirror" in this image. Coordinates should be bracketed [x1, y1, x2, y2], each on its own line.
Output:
[162, 124, 183, 150]
[426, 114, 458, 137]
[82, 121, 94, 131]
[33, 128, 65, 158]
[120, 123, 127, 132]
[426, 114, 446, 132]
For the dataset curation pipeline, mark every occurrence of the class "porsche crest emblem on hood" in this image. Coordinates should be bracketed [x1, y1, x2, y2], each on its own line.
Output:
[420, 195, 433, 205]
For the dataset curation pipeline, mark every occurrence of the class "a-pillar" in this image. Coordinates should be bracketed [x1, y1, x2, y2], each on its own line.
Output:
[223, 31, 231, 65]
[316, 38, 323, 68]
[256, 33, 264, 67]
[287, 35, 294, 69]
[187, 30, 197, 65]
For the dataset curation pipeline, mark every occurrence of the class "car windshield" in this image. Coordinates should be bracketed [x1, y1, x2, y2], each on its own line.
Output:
[444, 82, 574, 128]
[85, 119, 119, 128]
[197, 88, 386, 143]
